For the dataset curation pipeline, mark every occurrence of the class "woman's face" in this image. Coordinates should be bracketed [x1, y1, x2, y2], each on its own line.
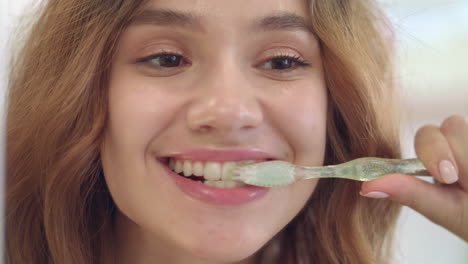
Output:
[101, 0, 327, 262]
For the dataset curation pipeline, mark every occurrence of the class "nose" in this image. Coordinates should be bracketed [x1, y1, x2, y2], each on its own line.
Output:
[186, 63, 263, 135]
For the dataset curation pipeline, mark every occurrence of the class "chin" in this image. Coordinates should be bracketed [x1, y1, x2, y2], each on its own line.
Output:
[176, 225, 273, 263]
[186, 238, 266, 263]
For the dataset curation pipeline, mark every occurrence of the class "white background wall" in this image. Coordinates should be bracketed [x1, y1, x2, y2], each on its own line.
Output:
[1, 0, 467, 263]
[381, 0, 468, 263]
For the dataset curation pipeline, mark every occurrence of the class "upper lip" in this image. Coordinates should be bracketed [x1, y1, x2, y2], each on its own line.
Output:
[160, 148, 279, 162]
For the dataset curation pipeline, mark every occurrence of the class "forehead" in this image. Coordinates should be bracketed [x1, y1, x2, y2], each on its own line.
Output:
[139, 0, 310, 21]
[132, 0, 313, 37]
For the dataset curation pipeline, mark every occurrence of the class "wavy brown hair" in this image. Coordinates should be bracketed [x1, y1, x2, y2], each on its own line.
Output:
[5, 0, 401, 263]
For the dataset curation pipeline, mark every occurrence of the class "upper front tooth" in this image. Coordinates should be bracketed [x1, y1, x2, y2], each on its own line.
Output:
[221, 162, 236, 180]
[192, 161, 204, 177]
[183, 161, 192, 176]
[175, 160, 183, 173]
[204, 162, 222, 181]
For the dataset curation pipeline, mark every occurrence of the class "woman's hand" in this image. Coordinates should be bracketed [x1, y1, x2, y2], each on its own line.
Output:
[361, 115, 468, 242]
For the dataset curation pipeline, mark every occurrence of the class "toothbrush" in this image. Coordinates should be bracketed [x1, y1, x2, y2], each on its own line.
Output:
[229, 158, 430, 188]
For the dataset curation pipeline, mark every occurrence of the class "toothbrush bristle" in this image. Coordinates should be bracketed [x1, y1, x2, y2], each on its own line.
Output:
[228, 161, 297, 187]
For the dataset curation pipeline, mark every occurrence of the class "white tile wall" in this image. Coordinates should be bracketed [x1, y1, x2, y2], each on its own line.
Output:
[383, 1, 468, 263]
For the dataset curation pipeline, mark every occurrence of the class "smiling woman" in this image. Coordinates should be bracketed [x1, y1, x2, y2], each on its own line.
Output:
[5, 0, 467, 264]
[5, 0, 397, 263]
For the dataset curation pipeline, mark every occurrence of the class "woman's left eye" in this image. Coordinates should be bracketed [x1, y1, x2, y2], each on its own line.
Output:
[260, 55, 312, 71]
[137, 53, 187, 69]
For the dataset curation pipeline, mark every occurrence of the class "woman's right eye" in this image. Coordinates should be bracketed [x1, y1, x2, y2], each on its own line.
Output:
[137, 53, 187, 69]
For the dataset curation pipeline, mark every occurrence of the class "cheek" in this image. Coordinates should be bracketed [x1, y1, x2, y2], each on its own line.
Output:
[100, 69, 185, 212]
[104, 66, 188, 154]
[289, 99, 327, 164]
[263, 80, 328, 165]
[107, 87, 169, 145]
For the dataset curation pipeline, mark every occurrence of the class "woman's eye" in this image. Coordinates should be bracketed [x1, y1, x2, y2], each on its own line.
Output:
[261, 56, 311, 71]
[136, 53, 310, 73]
[137, 53, 186, 68]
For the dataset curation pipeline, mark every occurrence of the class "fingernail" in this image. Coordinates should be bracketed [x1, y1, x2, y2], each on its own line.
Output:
[359, 191, 390, 199]
[439, 160, 459, 184]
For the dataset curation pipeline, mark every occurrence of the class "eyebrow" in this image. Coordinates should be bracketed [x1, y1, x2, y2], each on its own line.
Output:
[255, 13, 313, 34]
[130, 8, 314, 34]
[131, 9, 203, 31]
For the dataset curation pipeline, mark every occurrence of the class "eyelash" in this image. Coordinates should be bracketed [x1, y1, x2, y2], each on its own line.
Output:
[262, 54, 312, 71]
[136, 51, 189, 69]
[136, 51, 312, 72]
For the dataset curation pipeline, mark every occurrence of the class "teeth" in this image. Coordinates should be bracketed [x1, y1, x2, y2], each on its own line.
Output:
[221, 162, 236, 180]
[192, 161, 204, 177]
[224, 181, 245, 188]
[204, 162, 222, 181]
[183, 161, 192, 177]
[204, 180, 245, 188]
[174, 160, 183, 174]
[169, 158, 175, 169]
[167, 158, 259, 188]
[204, 180, 222, 188]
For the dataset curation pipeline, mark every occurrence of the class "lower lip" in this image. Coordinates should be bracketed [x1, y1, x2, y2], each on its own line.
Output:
[159, 160, 269, 205]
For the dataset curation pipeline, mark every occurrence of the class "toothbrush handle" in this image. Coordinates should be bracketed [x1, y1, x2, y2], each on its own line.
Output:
[391, 158, 430, 176]
[296, 158, 430, 181]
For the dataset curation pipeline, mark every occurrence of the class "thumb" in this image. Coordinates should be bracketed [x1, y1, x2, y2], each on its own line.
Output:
[360, 173, 466, 240]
